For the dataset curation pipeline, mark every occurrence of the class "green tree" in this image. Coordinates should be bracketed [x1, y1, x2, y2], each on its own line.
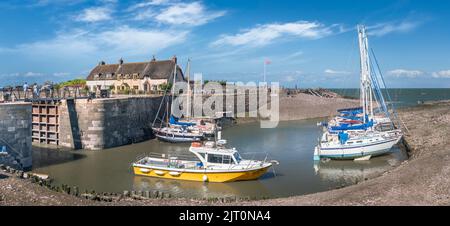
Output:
[59, 78, 87, 87]
[159, 83, 172, 91]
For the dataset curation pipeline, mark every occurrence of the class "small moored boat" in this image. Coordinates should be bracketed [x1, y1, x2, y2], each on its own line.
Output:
[132, 139, 277, 182]
[152, 126, 204, 143]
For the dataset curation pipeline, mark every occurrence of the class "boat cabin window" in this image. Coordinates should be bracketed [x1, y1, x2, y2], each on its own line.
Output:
[207, 154, 224, 164]
[233, 152, 242, 163]
[207, 154, 234, 164]
[223, 155, 232, 164]
[198, 152, 206, 160]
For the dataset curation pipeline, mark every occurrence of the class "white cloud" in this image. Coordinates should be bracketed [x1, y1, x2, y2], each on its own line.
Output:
[31, 0, 86, 7]
[96, 26, 188, 55]
[283, 75, 298, 82]
[154, 2, 225, 26]
[75, 7, 113, 23]
[134, 8, 157, 20]
[432, 70, 450, 78]
[53, 72, 71, 77]
[25, 72, 44, 77]
[127, 0, 170, 11]
[324, 69, 350, 75]
[212, 21, 335, 47]
[368, 20, 421, 37]
[12, 26, 187, 59]
[387, 69, 424, 78]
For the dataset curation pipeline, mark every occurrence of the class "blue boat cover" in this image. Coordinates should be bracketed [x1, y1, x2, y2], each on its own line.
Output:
[337, 107, 363, 113]
[169, 115, 196, 127]
[338, 132, 349, 144]
[330, 119, 373, 131]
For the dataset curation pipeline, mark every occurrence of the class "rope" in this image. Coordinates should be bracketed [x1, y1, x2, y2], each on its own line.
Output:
[152, 87, 169, 127]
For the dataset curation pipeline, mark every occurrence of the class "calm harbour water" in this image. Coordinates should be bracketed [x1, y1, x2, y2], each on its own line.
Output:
[32, 118, 407, 199]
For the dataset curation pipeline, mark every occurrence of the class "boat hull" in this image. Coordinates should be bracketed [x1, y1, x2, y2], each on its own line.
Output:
[155, 134, 202, 143]
[316, 136, 401, 160]
[132, 165, 271, 182]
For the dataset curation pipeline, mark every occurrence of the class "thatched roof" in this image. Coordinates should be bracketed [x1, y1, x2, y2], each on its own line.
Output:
[87, 58, 185, 82]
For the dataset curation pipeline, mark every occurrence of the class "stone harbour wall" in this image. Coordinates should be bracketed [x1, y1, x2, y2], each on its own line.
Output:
[59, 96, 165, 150]
[0, 102, 32, 169]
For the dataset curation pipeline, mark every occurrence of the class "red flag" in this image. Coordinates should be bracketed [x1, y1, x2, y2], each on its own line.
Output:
[264, 59, 271, 65]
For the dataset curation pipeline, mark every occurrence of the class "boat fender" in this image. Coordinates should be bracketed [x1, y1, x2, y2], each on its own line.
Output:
[202, 175, 208, 182]
[154, 170, 165, 176]
[169, 171, 181, 176]
[140, 168, 151, 173]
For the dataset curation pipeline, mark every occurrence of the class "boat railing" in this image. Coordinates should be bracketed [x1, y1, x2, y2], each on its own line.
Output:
[240, 152, 270, 161]
[239, 152, 271, 169]
[137, 152, 198, 162]
[135, 152, 203, 170]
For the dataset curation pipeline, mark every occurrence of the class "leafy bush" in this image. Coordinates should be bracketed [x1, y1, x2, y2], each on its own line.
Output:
[159, 83, 172, 91]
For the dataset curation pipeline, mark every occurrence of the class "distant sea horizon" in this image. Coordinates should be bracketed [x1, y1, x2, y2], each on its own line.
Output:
[330, 88, 450, 108]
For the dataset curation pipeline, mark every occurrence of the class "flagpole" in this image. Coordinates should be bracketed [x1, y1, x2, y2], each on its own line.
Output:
[263, 61, 266, 83]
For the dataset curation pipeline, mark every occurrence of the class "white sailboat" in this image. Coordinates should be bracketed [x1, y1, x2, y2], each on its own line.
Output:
[313, 25, 403, 161]
[168, 59, 217, 137]
[152, 59, 205, 143]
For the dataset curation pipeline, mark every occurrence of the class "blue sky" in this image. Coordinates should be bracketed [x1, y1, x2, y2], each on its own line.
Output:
[0, 0, 449, 88]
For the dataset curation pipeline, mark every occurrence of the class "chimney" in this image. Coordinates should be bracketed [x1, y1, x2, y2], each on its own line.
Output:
[171, 55, 177, 64]
[99, 61, 106, 66]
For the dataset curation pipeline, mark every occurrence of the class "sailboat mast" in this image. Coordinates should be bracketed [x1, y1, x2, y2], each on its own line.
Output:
[357, 25, 372, 123]
[364, 27, 374, 119]
[186, 59, 191, 118]
[170, 58, 177, 115]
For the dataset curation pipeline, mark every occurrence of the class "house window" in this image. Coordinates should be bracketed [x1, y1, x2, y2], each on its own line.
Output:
[133, 86, 139, 90]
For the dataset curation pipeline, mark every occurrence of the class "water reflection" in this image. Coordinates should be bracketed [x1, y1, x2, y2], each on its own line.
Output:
[133, 176, 272, 198]
[32, 145, 85, 168]
[313, 147, 407, 185]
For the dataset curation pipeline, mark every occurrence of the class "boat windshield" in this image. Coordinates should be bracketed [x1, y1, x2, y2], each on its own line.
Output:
[233, 152, 242, 163]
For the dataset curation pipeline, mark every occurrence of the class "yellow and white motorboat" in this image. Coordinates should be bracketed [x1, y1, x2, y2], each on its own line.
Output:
[132, 139, 277, 183]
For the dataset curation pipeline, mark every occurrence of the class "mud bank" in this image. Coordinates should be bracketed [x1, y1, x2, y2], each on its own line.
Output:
[236, 93, 360, 124]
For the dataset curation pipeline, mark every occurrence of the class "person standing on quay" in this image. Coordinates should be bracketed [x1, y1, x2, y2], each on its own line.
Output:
[33, 83, 39, 98]
[23, 82, 29, 99]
